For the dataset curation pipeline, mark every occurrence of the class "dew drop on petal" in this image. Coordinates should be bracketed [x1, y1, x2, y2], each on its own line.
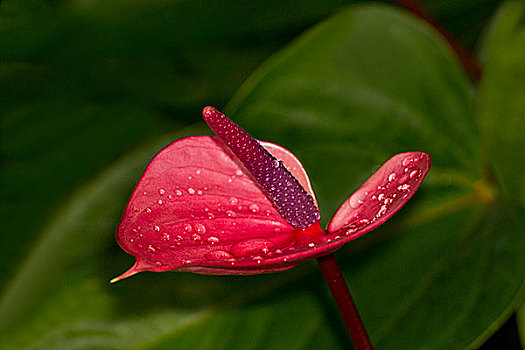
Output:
[398, 184, 412, 192]
[248, 204, 260, 213]
[235, 169, 243, 176]
[272, 160, 280, 168]
[194, 223, 206, 234]
[377, 205, 388, 218]
[154, 225, 160, 232]
[188, 188, 195, 195]
[197, 190, 203, 195]
[184, 224, 192, 232]
[207, 236, 219, 244]
[161, 232, 170, 241]
[175, 190, 183, 196]
[158, 188, 165, 195]
[230, 238, 273, 258]
[349, 192, 364, 209]
[388, 173, 397, 182]
[157, 199, 163, 204]
[146, 208, 152, 213]
[410, 170, 419, 179]
[147, 245, 156, 253]
[205, 250, 232, 261]
[225, 210, 237, 218]
[192, 233, 201, 241]
[229, 197, 239, 205]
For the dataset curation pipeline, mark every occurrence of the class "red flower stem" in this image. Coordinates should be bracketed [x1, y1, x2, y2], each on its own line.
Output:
[390, 0, 482, 82]
[317, 253, 374, 350]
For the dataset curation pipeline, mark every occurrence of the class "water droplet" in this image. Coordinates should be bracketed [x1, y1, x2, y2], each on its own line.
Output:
[349, 192, 364, 209]
[188, 176, 192, 180]
[229, 197, 239, 205]
[308, 242, 315, 247]
[227, 178, 233, 183]
[176, 235, 183, 241]
[158, 199, 163, 204]
[133, 207, 140, 212]
[403, 156, 416, 167]
[175, 190, 183, 196]
[194, 223, 206, 234]
[197, 190, 203, 195]
[205, 250, 232, 260]
[377, 205, 388, 218]
[388, 173, 397, 182]
[248, 204, 260, 213]
[384, 197, 393, 205]
[410, 170, 419, 179]
[275, 249, 282, 254]
[188, 188, 195, 195]
[397, 184, 412, 192]
[183, 259, 192, 264]
[168, 194, 173, 199]
[154, 225, 160, 231]
[184, 224, 192, 232]
[225, 210, 237, 217]
[207, 213, 215, 219]
[161, 232, 170, 241]
[377, 193, 385, 201]
[207, 236, 219, 244]
[155, 261, 162, 267]
[230, 238, 273, 258]
[158, 188, 165, 195]
[272, 160, 280, 168]
[192, 233, 201, 241]
[147, 245, 156, 253]
[265, 210, 271, 216]
[235, 169, 243, 176]
[196, 169, 202, 175]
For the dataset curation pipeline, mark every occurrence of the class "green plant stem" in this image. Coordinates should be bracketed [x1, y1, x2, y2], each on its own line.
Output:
[317, 253, 374, 350]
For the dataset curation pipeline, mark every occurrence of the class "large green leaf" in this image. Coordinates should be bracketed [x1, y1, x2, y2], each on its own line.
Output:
[519, 304, 525, 347]
[225, 4, 525, 349]
[477, 0, 525, 207]
[2, 2, 524, 350]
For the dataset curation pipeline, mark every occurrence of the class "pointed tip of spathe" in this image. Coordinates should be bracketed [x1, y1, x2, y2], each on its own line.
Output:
[109, 264, 141, 284]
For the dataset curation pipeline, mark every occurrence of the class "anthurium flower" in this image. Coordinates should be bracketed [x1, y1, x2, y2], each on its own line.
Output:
[112, 107, 430, 282]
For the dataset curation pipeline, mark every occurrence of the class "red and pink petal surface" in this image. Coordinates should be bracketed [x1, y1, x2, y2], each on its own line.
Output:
[113, 133, 429, 281]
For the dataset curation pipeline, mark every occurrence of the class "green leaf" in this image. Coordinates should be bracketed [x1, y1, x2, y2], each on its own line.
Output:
[519, 304, 525, 348]
[226, 4, 525, 349]
[2, 2, 525, 350]
[477, 0, 525, 207]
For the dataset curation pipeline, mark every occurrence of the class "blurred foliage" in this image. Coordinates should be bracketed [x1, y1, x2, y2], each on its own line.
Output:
[1, 0, 523, 349]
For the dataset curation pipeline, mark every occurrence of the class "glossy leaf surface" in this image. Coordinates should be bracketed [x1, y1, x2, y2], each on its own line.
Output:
[1, 2, 524, 350]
